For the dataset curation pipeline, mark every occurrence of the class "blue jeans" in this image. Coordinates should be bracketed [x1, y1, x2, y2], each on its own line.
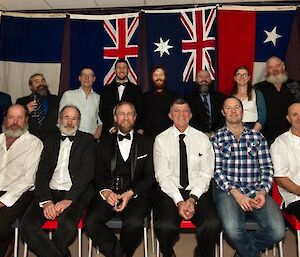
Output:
[213, 186, 285, 257]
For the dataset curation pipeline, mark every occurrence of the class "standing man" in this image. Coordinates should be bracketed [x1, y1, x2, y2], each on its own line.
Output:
[85, 101, 155, 257]
[186, 70, 225, 137]
[211, 96, 285, 257]
[99, 59, 142, 137]
[21, 105, 96, 257]
[255, 56, 298, 144]
[271, 102, 300, 220]
[141, 65, 178, 138]
[0, 104, 43, 257]
[59, 67, 102, 140]
[153, 98, 221, 257]
[0, 91, 12, 131]
[16, 73, 60, 141]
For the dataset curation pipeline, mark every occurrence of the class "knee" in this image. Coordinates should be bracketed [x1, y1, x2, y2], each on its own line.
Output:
[123, 216, 144, 232]
[154, 219, 179, 239]
[268, 220, 286, 243]
[196, 216, 222, 239]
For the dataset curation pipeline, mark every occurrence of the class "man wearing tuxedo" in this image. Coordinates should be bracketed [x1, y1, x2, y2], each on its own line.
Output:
[21, 105, 96, 257]
[16, 73, 60, 141]
[185, 70, 224, 138]
[99, 59, 143, 137]
[85, 101, 155, 257]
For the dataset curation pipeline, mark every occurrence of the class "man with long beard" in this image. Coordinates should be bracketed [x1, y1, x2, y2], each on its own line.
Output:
[141, 65, 178, 138]
[255, 56, 299, 144]
[0, 104, 43, 257]
[16, 73, 60, 141]
[21, 105, 96, 257]
[185, 70, 224, 138]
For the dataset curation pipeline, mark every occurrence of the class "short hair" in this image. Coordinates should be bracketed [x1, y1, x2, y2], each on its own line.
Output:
[150, 65, 167, 78]
[169, 98, 191, 112]
[113, 101, 136, 116]
[114, 58, 129, 69]
[59, 105, 81, 120]
[5, 104, 29, 119]
[80, 67, 95, 76]
[222, 96, 244, 111]
[28, 73, 45, 86]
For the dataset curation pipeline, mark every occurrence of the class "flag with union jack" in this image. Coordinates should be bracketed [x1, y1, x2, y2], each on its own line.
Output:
[144, 7, 217, 96]
[69, 13, 140, 93]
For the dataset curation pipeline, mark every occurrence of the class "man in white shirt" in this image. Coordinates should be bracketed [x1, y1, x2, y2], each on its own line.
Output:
[271, 102, 300, 219]
[59, 68, 102, 140]
[153, 98, 221, 257]
[0, 104, 43, 257]
[21, 105, 96, 257]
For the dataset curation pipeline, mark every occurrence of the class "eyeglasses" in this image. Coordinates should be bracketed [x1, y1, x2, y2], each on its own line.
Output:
[236, 73, 249, 78]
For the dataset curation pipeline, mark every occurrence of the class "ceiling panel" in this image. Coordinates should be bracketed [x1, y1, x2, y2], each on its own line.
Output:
[45, 0, 99, 9]
[0, 0, 51, 11]
[94, 0, 144, 8]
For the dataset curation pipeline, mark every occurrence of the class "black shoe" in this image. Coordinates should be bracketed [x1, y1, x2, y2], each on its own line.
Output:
[63, 249, 71, 257]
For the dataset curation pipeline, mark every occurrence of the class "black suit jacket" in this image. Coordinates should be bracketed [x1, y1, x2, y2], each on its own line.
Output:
[185, 90, 225, 133]
[34, 131, 96, 204]
[94, 133, 155, 198]
[99, 80, 142, 136]
[16, 94, 60, 141]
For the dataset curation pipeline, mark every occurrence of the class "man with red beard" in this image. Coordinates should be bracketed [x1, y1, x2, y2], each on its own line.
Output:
[0, 104, 43, 257]
[16, 73, 60, 141]
[21, 105, 96, 257]
[141, 65, 178, 138]
[255, 56, 299, 144]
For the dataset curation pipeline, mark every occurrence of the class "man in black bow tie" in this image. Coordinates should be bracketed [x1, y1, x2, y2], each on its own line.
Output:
[85, 101, 155, 257]
[21, 105, 96, 257]
[99, 59, 143, 137]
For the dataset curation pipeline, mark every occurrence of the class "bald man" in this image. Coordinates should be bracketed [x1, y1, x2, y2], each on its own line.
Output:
[185, 70, 224, 138]
[255, 56, 299, 144]
[271, 102, 300, 220]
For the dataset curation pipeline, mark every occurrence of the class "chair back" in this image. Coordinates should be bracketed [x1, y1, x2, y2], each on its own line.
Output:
[271, 180, 283, 207]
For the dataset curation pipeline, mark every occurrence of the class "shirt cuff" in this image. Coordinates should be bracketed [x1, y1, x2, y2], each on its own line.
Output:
[99, 189, 112, 200]
[39, 200, 52, 208]
[173, 191, 184, 205]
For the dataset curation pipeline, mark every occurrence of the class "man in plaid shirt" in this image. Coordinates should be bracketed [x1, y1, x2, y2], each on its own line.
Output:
[211, 96, 285, 257]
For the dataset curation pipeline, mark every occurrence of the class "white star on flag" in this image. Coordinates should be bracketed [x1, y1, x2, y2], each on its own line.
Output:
[154, 37, 174, 57]
[263, 26, 282, 46]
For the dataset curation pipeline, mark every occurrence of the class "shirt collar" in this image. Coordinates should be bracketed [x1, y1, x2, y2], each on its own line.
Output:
[79, 86, 94, 94]
[117, 129, 134, 138]
[171, 125, 190, 137]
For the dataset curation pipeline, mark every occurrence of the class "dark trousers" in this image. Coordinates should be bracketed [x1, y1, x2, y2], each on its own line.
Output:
[0, 191, 33, 257]
[84, 194, 151, 257]
[153, 187, 221, 257]
[20, 190, 88, 257]
[286, 200, 300, 220]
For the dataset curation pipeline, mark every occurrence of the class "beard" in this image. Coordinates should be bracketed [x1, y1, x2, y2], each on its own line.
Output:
[266, 72, 288, 85]
[198, 84, 209, 94]
[153, 79, 166, 90]
[59, 124, 78, 136]
[34, 85, 50, 97]
[2, 123, 28, 138]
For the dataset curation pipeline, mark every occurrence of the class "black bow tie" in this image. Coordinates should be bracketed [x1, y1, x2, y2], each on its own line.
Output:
[60, 135, 75, 141]
[118, 134, 131, 141]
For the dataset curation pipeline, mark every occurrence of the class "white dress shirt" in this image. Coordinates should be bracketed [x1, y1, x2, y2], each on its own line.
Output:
[117, 130, 134, 161]
[49, 137, 73, 190]
[59, 87, 102, 134]
[154, 125, 215, 205]
[241, 89, 258, 123]
[0, 131, 43, 207]
[271, 129, 300, 207]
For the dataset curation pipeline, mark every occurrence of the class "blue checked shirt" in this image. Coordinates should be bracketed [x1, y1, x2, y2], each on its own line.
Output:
[211, 126, 273, 196]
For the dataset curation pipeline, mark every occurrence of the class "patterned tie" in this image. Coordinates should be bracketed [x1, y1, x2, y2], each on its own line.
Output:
[179, 134, 189, 189]
[202, 94, 211, 129]
[35, 98, 46, 126]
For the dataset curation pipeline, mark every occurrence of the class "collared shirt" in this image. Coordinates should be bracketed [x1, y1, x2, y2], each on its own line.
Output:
[116, 79, 128, 100]
[154, 125, 215, 204]
[59, 87, 102, 134]
[117, 130, 134, 161]
[271, 129, 300, 207]
[211, 126, 273, 196]
[0, 131, 43, 207]
[49, 136, 73, 191]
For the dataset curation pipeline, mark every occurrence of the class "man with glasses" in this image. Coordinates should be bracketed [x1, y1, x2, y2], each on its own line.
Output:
[59, 68, 102, 140]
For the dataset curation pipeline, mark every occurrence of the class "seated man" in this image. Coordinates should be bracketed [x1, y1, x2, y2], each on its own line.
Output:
[84, 101, 155, 257]
[0, 104, 43, 257]
[153, 98, 221, 257]
[21, 105, 96, 257]
[211, 96, 285, 257]
[271, 102, 300, 219]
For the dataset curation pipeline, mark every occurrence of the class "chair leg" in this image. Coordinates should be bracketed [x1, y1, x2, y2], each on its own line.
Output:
[23, 243, 28, 257]
[297, 230, 300, 257]
[156, 239, 160, 257]
[78, 228, 82, 257]
[14, 227, 18, 257]
[150, 211, 155, 254]
[279, 240, 284, 257]
[88, 238, 92, 257]
[144, 227, 148, 257]
[220, 231, 223, 257]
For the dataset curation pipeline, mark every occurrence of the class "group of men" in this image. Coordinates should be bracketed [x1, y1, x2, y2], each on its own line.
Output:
[0, 55, 300, 257]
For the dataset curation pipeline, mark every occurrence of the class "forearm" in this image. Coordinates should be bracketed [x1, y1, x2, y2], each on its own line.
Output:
[276, 177, 300, 196]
